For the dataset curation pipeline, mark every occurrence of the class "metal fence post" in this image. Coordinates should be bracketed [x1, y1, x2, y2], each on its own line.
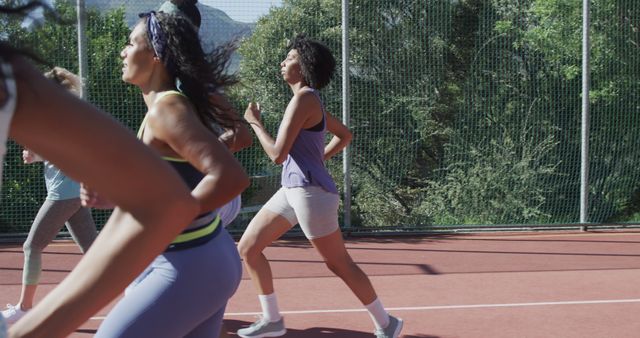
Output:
[77, 0, 88, 100]
[580, 0, 591, 230]
[341, 0, 352, 230]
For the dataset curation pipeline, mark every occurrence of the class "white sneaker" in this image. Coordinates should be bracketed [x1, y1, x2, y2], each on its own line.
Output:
[1, 304, 28, 325]
[237, 316, 286, 338]
[374, 315, 404, 338]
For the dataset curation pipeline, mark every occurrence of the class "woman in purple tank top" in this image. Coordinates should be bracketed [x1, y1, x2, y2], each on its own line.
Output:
[237, 34, 403, 338]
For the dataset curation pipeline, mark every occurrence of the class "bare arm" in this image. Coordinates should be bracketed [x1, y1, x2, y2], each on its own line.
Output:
[209, 93, 253, 153]
[208, 92, 252, 153]
[323, 111, 352, 161]
[8, 56, 200, 338]
[149, 95, 250, 213]
[218, 125, 251, 153]
[244, 91, 319, 165]
[80, 183, 115, 209]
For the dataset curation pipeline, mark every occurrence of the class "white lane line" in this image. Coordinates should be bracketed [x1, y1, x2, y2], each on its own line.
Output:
[87, 298, 640, 320]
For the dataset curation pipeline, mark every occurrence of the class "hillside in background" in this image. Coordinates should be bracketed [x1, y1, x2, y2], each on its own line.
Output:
[85, 0, 254, 49]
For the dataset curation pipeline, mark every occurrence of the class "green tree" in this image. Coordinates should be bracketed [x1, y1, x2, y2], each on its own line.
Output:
[0, 1, 140, 231]
[236, 0, 452, 227]
[419, 0, 568, 225]
[420, 0, 640, 225]
[516, 0, 640, 222]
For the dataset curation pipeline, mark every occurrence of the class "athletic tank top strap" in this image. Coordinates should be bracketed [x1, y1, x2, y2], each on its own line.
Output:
[154, 90, 186, 103]
[302, 88, 326, 132]
[137, 90, 187, 139]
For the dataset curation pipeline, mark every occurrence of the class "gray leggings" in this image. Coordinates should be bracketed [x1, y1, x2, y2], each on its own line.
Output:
[22, 198, 97, 285]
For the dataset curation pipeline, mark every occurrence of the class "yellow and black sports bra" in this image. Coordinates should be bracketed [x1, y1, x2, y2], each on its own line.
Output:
[138, 90, 221, 251]
[137, 91, 208, 190]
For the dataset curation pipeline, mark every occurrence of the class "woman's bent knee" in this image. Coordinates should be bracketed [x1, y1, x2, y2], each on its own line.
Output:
[237, 240, 259, 262]
[325, 260, 358, 277]
[22, 242, 37, 254]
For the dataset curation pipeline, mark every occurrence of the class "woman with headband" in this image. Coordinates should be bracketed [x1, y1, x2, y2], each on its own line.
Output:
[83, 11, 250, 338]
[0, 2, 241, 338]
[156, 0, 252, 229]
[0, 5, 248, 338]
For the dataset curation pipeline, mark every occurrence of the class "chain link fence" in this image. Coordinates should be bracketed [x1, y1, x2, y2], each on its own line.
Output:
[1, 0, 639, 239]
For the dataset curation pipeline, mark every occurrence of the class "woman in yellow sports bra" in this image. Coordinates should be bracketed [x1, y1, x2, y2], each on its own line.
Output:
[1, 2, 242, 338]
[75, 11, 251, 338]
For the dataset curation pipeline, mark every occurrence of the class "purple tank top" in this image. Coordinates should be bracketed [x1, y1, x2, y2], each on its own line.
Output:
[281, 89, 338, 194]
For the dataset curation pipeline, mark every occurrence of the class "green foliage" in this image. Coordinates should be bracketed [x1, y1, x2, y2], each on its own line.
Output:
[2, 0, 639, 233]
[0, 143, 43, 231]
[85, 7, 144, 130]
[233, 0, 640, 226]
[433, 0, 577, 224]
[427, 0, 640, 224]
[0, 1, 140, 231]
[419, 124, 560, 224]
[236, 0, 452, 227]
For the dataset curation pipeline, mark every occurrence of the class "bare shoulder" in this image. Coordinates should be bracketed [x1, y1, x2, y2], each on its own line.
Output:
[149, 93, 193, 121]
[155, 92, 192, 112]
[294, 88, 319, 102]
[290, 89, 321, 113]
[147, 93, 199, 139]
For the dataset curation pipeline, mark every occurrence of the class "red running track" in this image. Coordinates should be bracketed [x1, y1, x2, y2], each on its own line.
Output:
[2, 230, 640, 337]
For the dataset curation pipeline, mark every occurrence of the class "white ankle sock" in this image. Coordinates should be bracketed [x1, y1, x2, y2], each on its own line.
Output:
[365, 298, 390, 330]
[258, 293, 282, 322]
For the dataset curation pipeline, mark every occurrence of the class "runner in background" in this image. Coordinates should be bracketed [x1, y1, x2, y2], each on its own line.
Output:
[237, 34, 403, 338]
[2, 68, 97, 326]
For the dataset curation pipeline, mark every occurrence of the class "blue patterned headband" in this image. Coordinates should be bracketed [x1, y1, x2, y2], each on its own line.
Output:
[138, 11, 177, 76]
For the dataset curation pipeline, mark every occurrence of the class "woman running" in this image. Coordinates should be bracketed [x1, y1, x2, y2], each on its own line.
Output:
[1, 2, 244, 338]
[157, 0, 251, 228]
[2, 68, 97, 325]
[88, 11, 249, 338]
[237, 34, 403, 338]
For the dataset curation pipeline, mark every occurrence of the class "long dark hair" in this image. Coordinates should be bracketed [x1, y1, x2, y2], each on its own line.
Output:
[139, 12, 238, 130]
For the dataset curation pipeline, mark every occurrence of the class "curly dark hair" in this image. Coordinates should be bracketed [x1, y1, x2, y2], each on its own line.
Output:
[287, 34, 335, 90]
[140, 12, 238, 130]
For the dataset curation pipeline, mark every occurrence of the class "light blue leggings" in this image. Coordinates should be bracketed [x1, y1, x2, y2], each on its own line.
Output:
[96, 228, 242, 338]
